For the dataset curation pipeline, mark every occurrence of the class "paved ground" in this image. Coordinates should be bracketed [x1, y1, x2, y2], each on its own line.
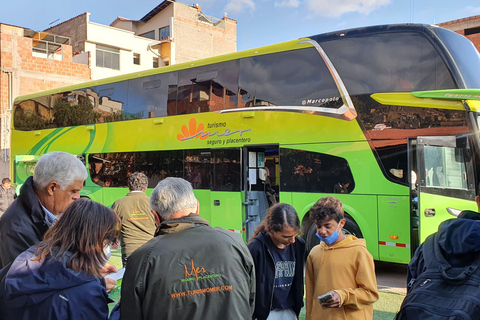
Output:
[375, 261, 408, 294]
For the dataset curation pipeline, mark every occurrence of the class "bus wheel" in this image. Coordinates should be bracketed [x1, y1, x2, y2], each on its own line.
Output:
[343, 215, 363, 238]
[305, 215, 362, 253]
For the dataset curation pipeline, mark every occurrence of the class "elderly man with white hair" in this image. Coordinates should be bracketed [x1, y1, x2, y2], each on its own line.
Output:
[0, 151, 87, 269]
[118, 177, 255, 320]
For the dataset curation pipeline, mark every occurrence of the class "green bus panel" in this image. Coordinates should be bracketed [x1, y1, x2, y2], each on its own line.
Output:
[419, 193, 478, 243]
[377, 195, 411, 264]
[192, 190, 212, 223]
[209, 191, 243, 233]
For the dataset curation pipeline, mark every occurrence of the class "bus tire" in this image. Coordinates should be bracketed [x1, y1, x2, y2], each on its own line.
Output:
[305, 214, 362, 254]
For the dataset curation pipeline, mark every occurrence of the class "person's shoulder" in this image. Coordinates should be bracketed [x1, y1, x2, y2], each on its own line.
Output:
[0, 205, 28, 229]
[295, 236, 306, 247]
[213, 227, 244, 243]
[247, 235, 264, 251]
[308, 243, 324, 256]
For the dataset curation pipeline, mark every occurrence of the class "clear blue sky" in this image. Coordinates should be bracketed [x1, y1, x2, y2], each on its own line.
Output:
[1, 0, 479, 51]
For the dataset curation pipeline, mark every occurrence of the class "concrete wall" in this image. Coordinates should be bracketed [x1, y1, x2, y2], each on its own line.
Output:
[87, 22, 164, 79]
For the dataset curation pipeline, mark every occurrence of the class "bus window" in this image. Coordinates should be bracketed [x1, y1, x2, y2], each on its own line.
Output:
[176, 60, 239, 115]
[355, 97, 469, 185]
[134, 150, 184, 187]
[212, 149, 241, 191]
[238, 48, 341, 109]
[127, 72, 178, 118]
[319, 32, 456, 95]
[424, 145, 467, 189]
[280, 148, 354, 193]
[185, 149, 212, 189]
[93, 81, 129, 123]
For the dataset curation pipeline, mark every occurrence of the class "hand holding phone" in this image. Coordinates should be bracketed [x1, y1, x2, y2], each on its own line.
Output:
[317, 292, 333, 304]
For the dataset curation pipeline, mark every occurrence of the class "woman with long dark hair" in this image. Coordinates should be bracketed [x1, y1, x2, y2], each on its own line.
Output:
[248, 203, 306, 320]
[0, 198, 120, 320]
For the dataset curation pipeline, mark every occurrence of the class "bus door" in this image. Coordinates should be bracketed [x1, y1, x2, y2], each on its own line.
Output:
[243, 147, 279, 241]
[414, 135, 477, 245]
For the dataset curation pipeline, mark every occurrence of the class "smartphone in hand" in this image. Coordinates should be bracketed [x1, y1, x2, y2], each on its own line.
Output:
[317, 292, 333, 304]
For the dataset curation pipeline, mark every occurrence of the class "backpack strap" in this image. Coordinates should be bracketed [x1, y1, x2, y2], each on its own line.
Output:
[421, 233, 443, 270]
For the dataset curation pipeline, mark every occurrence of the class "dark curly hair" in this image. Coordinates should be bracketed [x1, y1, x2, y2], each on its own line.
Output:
[309, 196, 344, 224]
[128, 172, 149, 192]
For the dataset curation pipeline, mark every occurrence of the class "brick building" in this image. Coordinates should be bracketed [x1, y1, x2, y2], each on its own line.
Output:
[438, 15, 480, 52]
[46, 1, 237, 80]
[0, 23, 90, 178]
[110, 1, 237, 66]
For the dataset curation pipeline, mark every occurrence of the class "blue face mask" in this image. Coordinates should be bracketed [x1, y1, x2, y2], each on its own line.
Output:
[316, 226, 341, 245]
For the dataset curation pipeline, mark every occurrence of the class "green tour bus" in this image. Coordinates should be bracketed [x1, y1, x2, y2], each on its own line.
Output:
[11, 23, 480, 264]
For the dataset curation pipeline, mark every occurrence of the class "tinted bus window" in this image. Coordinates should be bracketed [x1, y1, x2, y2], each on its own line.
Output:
[212, 149, 241, 191]
[280, 148, 354, 193]
[92, 81, 130, 122]
[355, 95, 469, 184]
[238, 48, 342, 108]
[433, 27, 480, 89]
[185, 149, 212, 190]
[127, 72, 178, 118]
[319, 32, 456, 95]
[176, 60, 239, 115]
[14, 90, 97, 130]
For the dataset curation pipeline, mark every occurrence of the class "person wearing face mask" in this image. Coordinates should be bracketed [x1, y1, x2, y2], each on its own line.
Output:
[0, 198, 120, 320]
[248, 203, 305, 320]
[305, 196, 378, 320]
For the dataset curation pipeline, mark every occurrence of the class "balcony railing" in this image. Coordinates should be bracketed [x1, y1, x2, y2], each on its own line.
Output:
[197, 12, 225, 30]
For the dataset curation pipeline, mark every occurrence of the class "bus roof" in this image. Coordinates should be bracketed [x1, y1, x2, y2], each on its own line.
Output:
[14, 23, 446, 103]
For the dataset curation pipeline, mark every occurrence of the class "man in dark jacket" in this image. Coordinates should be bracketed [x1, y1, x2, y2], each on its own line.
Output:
[119, 177, 256, 320]
[0, 152, 87, 269]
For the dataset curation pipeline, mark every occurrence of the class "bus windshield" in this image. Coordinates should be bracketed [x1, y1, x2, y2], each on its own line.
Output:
[433, 27, 480, 89]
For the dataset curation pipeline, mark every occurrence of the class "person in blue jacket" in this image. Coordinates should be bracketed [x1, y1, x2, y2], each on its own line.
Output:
[0, 198, 120, 320]
[248, 203, 305, 320]
[407, 209, 480, 289]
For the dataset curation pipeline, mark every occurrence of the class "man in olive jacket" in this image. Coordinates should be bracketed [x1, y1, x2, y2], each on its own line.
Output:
[112, 172, 157, 266]
[119, 177, 255, 320]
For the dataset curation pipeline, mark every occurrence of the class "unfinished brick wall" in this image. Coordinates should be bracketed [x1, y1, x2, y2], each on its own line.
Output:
[0, 23, 91, 178]
[1, 24, 90, 110]
[45, 13, 89, 53]
[173, 3, 237, 64]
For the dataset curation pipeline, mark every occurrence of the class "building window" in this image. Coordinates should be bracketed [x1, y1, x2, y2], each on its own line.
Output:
[465, 26, 480, 36]
[96, 45, 120, 70]
[134, 53, 140, 65]
[159, 26, 170, 40]
[139, 30, 155, 39]
[153, 57, 159, 68]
